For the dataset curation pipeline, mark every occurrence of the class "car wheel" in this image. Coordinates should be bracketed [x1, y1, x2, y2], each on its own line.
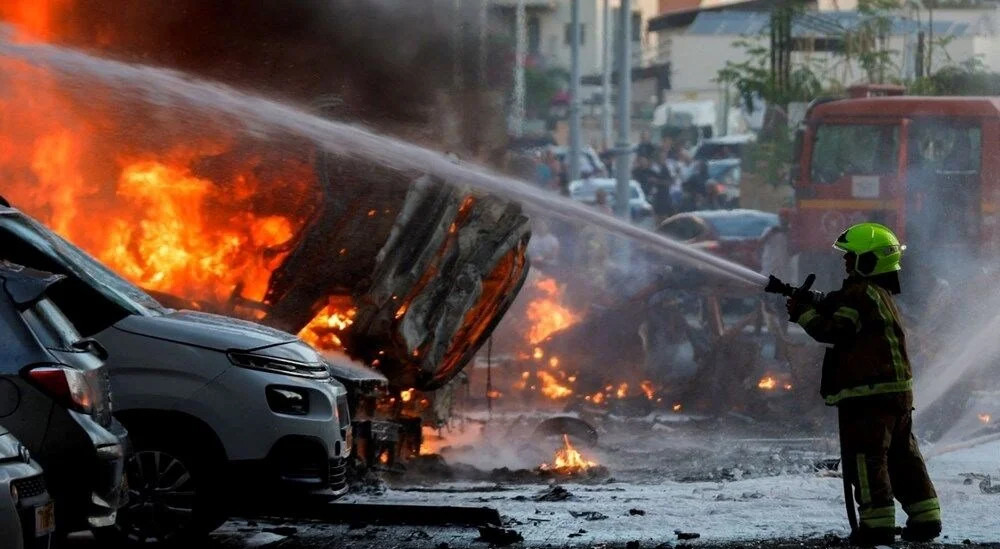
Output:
[93, 438, 225, 546]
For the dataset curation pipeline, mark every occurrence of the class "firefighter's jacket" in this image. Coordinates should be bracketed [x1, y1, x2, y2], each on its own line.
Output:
[795, 276, 913, 406]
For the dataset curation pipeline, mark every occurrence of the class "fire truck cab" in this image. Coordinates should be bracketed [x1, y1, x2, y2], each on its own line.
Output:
[786, 94, 1000, 295]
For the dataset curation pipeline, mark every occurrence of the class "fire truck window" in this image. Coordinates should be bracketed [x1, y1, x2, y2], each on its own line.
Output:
[909, 124, 981, 174]
[810, 124, 900, 184]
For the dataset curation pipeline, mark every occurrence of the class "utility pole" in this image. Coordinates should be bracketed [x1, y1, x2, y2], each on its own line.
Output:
[479, 0, 489, 86]
[568, 0, 582, 182]
[511, 0, 527, 137]
[601, 0, 613, 151]
[614, 0, 632, 220]
[453, 0, 463, 89]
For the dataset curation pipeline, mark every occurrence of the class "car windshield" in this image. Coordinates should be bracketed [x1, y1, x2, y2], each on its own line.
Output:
[0, 214, 165, 316]
[702, 213, 778, 239]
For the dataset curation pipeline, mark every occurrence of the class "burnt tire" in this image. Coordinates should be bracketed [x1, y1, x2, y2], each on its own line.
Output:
[92, 434, 226, 546]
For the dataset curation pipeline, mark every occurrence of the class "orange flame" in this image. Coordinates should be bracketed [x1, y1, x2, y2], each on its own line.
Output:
[0, 49, 317, 314]
[979, 413, 992, 424]
[540, 434, 597, 473]
[757, 376, 777, 390]
[640, 380, 656, 400]
[526, 278, 579, 344]
[298, 301, 357, 350]
[536, 371, 573, 399]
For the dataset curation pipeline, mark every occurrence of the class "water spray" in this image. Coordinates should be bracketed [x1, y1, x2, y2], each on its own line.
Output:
[0, 26, 768, 290]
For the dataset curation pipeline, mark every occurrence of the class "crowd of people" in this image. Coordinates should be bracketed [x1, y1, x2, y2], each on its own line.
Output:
[522, 129, 734, 226]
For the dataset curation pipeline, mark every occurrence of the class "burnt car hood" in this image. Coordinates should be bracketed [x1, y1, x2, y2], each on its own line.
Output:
[113, 309, 300, 353]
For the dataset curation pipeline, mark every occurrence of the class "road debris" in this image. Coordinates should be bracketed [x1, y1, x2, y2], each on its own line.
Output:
[569, 510, 609, 521]
[476, 525, 524, 546]
[676, 530, 702, 540]
[532, 485, 574, 501]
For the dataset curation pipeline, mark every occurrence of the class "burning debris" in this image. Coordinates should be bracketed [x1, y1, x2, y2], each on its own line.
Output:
[539, 435, 607, 478]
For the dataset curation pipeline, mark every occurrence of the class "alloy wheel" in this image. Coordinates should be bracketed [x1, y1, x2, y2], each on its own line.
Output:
[117, 449, 197, 543]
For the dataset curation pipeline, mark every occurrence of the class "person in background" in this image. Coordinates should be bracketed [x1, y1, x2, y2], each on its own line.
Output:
[637, 129, 656, 160]
[533, 150, 552, 188]
[593, 188, 614, 216]
[632, 155, 658, 196]
[527, 219, 560, 272]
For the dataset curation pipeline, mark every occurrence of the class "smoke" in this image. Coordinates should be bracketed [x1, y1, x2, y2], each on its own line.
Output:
[0, 0, 504, 128]
[897, 119, 1000, 446]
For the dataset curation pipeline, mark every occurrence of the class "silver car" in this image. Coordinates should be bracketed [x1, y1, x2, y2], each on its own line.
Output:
[0, 202, 351, 544]
[0, 426, 54, 549]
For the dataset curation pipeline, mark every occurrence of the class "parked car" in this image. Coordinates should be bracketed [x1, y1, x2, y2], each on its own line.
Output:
[658, 209, 779, 271]
[567, 177, 655, 228]
[550, 145, 609, 177]
[0, 425, 54, 549]
[0, 261, 127, 536]
[0, 203, 351, 543]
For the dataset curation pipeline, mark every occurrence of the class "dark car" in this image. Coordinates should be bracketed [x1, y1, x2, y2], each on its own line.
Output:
[0, 261, 127, 535]
[658, 209, 779, 271]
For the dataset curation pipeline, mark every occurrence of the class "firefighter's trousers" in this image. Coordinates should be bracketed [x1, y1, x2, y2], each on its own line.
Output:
[838, 396, 941, 533]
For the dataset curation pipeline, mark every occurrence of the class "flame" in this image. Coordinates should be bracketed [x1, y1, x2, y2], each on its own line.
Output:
[378, 450, 390, 465]
[672, 403, 683, 412]
[537, 371, 573, 399]
[541, 434, 597, 473]
[533, 347, 544, 360]
[400, 388, 414, 403]
[758, 376, 777, 390]
[298, 300, 357, 349]
[487, 389, 503, 399]
[0, 42, 317, 314]
[526, 277, 579, 344]
[640, 380, 656, 400]
[0, 1, 72, 41]
[979, 413, 992, 424]
[615, 382, 629, 399]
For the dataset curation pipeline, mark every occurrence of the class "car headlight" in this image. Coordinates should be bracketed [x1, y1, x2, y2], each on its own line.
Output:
[227, 351, 330, 380]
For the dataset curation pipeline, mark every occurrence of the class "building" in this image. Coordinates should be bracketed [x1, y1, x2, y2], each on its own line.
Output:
[647, 2, 997, 136]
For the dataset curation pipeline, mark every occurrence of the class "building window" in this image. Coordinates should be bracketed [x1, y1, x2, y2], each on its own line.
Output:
[564, 23, 585, 45]
[528, 16, 541, 55]
[632, 12, 642, 42]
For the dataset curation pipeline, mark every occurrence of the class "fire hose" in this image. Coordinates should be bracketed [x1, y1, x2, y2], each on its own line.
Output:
[765, 273, 858, 534]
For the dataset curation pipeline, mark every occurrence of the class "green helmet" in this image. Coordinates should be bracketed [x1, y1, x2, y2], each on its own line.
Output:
[833, 222, 905, 276]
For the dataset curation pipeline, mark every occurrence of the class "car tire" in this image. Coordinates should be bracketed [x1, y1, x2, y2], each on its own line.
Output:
[92, 433, 226, 546]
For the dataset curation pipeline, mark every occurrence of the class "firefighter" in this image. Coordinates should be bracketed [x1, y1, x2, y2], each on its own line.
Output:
[786, 223, 941, 545]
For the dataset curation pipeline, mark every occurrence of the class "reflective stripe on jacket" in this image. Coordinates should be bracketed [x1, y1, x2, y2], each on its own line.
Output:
[796, 277, 913, 405]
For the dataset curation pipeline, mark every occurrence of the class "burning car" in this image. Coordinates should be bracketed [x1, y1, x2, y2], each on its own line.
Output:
[0, 203, 351, 543]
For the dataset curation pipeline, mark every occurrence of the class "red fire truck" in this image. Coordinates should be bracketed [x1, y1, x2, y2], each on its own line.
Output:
[785, 87, 1000, 293]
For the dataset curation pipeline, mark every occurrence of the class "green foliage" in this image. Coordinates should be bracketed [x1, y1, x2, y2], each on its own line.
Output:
[910, 58, 1000, 95]
[525, 67, 568, 118]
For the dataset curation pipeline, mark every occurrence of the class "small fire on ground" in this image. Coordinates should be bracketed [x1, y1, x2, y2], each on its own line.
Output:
[540, 434, 597, 474]
[757, 375, 793, 392]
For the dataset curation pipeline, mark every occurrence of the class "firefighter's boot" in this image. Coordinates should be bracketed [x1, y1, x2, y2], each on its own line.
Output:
[901, 521, 941, 543]
[849, 526, 896, 547]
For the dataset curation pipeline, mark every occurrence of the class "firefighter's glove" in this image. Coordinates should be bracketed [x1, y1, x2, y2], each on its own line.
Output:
[786, 298, 809, 323]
